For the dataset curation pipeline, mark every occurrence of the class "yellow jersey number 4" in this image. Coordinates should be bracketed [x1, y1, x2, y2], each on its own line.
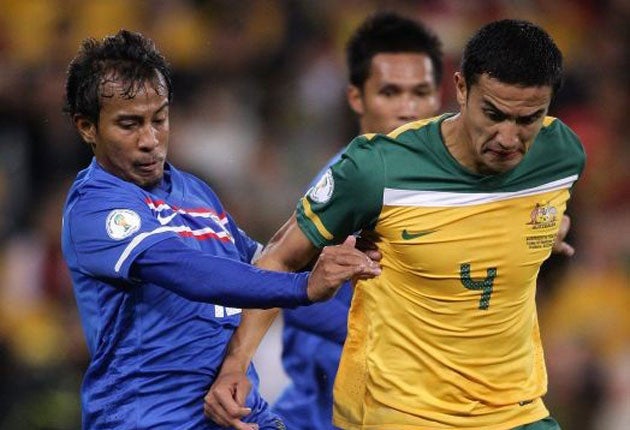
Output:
[460, 263, 497, 310]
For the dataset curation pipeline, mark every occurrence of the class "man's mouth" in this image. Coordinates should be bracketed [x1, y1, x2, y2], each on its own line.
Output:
[487, 149, 520, 160]
[135, 159, 161, 172]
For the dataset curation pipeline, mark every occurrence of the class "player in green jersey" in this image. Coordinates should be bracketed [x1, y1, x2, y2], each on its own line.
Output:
[205, 19, 583, 430]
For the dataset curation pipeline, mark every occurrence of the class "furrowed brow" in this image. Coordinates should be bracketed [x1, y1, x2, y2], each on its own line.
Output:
[483, 100, 544, 122]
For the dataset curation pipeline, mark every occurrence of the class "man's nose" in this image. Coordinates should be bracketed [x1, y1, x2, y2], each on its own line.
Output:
[399, 95, 421, 120]
[138, 124, 158, 149]
[495, 121, 520, 148]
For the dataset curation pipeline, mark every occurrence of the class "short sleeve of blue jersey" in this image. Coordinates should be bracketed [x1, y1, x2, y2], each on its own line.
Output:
[64, 187, 179, 280]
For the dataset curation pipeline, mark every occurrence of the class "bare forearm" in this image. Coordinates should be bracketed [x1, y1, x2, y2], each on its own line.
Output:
[222, 308, 280, 372]
[205, 214, 381, 425]
[221, 223, 318, 370]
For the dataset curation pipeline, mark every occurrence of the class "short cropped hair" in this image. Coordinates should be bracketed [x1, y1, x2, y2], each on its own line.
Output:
[346, 11, 443, 89]
[63, 29, 173, 124]
[461, 19, 563, 95]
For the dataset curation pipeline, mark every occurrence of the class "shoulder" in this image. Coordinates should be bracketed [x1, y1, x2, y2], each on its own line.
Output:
[389, 115, 443, 140]
[540, 117, 584, 147]
[67, 165, 139, 205]
[64, 169, 151, 226]
[359, 115, 453, 183]
[537, 116, 586, 169]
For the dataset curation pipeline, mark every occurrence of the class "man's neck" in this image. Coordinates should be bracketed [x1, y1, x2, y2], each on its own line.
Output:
[440, 114, 478, 174]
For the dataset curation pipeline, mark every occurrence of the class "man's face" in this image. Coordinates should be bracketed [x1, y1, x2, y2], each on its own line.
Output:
[455, 72, 552, 175]
[75, 78, 170, 188]
[348, 52, 440, 134]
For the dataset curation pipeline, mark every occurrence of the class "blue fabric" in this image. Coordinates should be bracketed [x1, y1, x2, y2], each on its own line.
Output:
[134, 239, 310, 309]
[273, 284, 350, 430]
[62, 159, 299, 429]
[273, 149, 349, 430]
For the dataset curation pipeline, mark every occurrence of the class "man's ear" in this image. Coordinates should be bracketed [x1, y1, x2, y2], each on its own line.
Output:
[454, 72, 467, 108]
[346, 85, 365, 116]
[73, 114, 97, 146]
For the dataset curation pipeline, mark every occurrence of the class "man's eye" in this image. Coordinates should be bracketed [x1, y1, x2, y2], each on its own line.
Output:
[516, 116, 538, 126]
[414, 89, 432, 97]
[119, 121, 137, 129]
[485, 111, 504, 122]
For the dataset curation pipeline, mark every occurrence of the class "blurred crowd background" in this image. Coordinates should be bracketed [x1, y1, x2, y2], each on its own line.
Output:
[0, 0, 628, 429]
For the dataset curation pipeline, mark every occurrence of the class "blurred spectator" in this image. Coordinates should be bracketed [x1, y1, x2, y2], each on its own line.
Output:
[0, 180, 86, 429]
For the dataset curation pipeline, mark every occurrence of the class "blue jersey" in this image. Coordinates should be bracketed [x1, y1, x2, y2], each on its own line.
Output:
[62, 159, 305, 429]
[273, 148, 349, 430]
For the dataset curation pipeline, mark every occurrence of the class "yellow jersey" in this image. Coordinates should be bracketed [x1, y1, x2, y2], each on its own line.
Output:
[297, 114, 585, 429]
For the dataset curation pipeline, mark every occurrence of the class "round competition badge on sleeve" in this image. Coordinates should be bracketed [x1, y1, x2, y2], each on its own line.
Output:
[309, 169, 334, 203]
[106, 209, 141, 240]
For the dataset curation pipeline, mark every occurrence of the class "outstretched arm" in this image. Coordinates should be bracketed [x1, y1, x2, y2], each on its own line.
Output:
[204, 214, 379, 428]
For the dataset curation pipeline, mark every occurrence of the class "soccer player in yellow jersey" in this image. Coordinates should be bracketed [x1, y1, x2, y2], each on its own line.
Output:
[272, 12, 444, 430]
[205, 19, 584, 430]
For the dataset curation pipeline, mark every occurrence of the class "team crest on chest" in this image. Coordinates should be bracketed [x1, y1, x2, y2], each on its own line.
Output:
[106, 209, 141, 240]
[524, 202, 559, 251]
[309, 169, 335, 203]
[527, 202, 558, 229]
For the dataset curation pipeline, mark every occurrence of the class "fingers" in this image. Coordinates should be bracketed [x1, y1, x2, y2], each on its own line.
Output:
[355, 234, 383, 261]
[552, 215, 574, 257]
[307, 237, 381, 301]
[234, 378, 250, 409]
[363, 248, 383, 262]
[555, 241, 575, 257]
[341, 235, 357, 248]
[235, 422, 259, 430]
[324, 238, 381, 275]
[204, 375, 253, 428]
[557, 215, 571, 239]
[204, 390, 250, 427]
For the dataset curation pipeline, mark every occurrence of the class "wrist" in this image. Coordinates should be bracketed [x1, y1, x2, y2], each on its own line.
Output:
[221, 356, 249, 374]
[297, 271, 313, 304]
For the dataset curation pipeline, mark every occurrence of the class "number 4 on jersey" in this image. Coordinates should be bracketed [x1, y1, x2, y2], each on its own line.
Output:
[459, 263, 497, 310]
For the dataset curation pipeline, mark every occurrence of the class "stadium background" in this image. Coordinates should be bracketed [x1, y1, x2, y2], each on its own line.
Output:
[0, 0, 627, 429]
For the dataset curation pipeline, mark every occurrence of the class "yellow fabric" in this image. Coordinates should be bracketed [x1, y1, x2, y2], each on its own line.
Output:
[333, 188, 572, 429]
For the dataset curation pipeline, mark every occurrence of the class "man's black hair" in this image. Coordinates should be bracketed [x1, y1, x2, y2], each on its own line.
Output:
[63, 29, 173, 124]
[461, 19, 563, 95]
[346, 11, 443, 88]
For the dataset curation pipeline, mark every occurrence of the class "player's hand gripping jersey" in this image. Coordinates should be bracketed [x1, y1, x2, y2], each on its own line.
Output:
[296, 114, 585, 430]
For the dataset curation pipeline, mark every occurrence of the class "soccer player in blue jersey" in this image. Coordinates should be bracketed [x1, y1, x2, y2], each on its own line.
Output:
[206, 19, 582, 430]
[60, 30, 381, 430]
[271, 12, 444, 430]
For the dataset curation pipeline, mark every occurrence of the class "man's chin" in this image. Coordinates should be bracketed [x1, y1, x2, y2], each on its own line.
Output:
[133, 174, 163, 189]
[487, 161, 520, 175]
